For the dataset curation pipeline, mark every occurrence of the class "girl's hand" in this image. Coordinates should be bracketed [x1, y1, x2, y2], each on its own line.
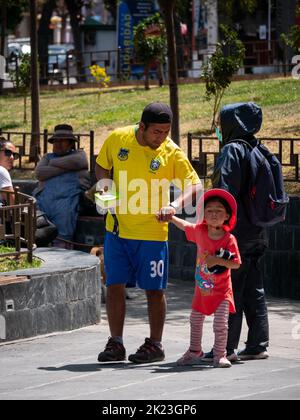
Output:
[205, 254, 220, 268]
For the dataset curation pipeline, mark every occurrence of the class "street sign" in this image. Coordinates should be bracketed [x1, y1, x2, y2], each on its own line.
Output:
[117, 0, 158, 79]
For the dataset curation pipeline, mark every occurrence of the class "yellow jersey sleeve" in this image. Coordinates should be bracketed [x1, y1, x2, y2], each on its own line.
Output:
[96, 132, 114, 170]
[172, 148, 200, 190]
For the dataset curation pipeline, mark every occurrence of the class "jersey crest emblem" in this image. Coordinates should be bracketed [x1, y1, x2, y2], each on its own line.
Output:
[118, 148, 130, 161]
[150, 158, 161, 172]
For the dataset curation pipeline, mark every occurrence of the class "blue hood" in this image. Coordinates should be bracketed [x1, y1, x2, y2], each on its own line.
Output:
[220, 102, 262, 144]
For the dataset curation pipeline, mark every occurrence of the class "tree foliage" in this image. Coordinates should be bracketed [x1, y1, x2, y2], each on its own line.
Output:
[174, 0, 192, 22]
[5, 0, 28, 33]
[201, 25, 245, 130]
[218, 0, 258, 16]
[103, 0, 118, 20]
[281, 1, 300, 53]
[9, 53, 31, 123]
[281, 26, 300, 53]
[133, 13, 167, 90]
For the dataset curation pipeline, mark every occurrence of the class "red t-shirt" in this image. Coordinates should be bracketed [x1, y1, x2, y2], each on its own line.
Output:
[185, 224, 241, 316]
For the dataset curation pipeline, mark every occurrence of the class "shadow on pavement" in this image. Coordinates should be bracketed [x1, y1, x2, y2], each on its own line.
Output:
[38, 358, 246, 374]
[38, 362, 127, 373]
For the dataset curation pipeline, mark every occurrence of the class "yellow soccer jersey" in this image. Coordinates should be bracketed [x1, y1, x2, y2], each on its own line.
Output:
[96, 125, 200, 241]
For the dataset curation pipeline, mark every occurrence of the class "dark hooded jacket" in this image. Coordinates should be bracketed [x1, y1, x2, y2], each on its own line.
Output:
[211, 102, 268, 254]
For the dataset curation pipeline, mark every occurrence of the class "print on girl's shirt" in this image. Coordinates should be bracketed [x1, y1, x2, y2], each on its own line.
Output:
[195, 256, 215, 295]
[186, 224, 241, 315]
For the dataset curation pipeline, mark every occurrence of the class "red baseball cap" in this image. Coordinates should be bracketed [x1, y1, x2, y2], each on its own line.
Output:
[197, 188, 237, 232]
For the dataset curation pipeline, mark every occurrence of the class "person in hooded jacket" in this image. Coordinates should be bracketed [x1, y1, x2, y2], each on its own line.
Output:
[210, 102, 269, 361]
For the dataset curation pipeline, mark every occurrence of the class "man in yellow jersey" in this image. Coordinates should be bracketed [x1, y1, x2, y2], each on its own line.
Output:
[96, 102, 201, 364]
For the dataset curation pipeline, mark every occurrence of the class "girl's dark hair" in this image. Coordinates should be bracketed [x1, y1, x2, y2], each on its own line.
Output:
[204, 196, 232, 225]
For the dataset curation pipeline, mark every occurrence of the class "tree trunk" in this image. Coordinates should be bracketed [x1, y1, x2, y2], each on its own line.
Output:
[29, 0, 41, 163]
[65, 0, 86, 83]
[157, 61, 164, 87]
[24, 95, 27, 124]
[174, 13, 185, 78]
[38, 0, 56, 85]
[158, 0, 180, 145]
[144, 65, 150, 90]
[0, 0, 7, 95]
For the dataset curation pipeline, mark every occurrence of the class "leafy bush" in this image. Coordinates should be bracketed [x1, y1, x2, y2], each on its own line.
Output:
[89, 64, 110, 101]
[9, 53, 31, 123]
[201, 25, 245, 130]
[281, 26, 300, 53]
[133, 13, 167, 90]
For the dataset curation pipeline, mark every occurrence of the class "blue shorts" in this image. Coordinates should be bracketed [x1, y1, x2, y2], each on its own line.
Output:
[104, 232, 169, 290]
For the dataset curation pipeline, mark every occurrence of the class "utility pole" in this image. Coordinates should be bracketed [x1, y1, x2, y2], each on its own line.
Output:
[29, 0, 40, 162]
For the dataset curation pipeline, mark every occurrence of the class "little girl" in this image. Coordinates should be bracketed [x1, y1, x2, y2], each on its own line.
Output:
[171, 188, 241, 368]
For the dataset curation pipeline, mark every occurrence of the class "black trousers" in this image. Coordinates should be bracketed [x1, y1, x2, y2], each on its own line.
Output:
[227, 251, 269, 352]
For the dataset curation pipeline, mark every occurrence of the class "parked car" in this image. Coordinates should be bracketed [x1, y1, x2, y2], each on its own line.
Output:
[7, 42, 77, 84]
[48, 44, 76, 83]
[7, 42, 30, 70]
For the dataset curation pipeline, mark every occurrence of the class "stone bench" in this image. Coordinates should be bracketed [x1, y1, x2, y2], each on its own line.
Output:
[0, 248, 101, 342]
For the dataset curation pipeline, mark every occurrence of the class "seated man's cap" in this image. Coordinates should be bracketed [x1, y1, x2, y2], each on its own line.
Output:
[141, 102, 173, 124]
[48, 124, 78, 143]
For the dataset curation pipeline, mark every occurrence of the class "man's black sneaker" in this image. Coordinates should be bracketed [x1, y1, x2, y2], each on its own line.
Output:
[203, 348, 239, 363]
[238, 348, 269, 360]
[128, 338, 165, 364]
[203, 348, 214, 362]
[97, 337, 126, 362]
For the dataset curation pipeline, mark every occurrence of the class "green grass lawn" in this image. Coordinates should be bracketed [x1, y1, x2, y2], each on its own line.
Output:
[1, 77, 300, 149]
[0, 246, 42, 272]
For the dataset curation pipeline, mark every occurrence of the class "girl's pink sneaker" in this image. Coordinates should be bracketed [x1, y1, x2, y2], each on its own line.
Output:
[213, 356, 232, 368]
[176, 349, 204, 366]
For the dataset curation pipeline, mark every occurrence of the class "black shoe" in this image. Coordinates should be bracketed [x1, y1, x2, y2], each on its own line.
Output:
[238, 348, 269, 360]
[203, 348, 214, 362]
[128, 338, 165, 364]
[203, 348, 238, 363]
[97, 337, 126, 362]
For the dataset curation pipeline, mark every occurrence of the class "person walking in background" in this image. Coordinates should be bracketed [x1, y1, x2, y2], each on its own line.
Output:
[211, 102, 270, 361]
[34, 124, 90, 248]
[171, 189, 241, 368]
[96, 102, 201, 364]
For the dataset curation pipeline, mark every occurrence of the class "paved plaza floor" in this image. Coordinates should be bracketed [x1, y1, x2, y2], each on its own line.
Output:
[1, 279, 300, 400]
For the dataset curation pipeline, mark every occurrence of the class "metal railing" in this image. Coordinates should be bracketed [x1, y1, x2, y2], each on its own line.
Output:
[0, 187, 36, 263]
[187, 133, 300, 183]
[2, 129, 300, 183]
[4, 39, 292, 88]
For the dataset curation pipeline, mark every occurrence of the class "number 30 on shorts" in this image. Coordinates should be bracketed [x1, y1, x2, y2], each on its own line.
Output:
[150, 260, 164, 278]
